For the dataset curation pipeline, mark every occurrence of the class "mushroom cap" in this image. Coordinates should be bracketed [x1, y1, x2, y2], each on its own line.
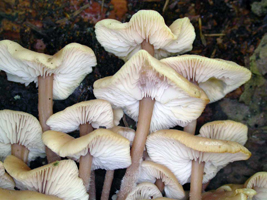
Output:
[95, 10, 195, 61]
[4, 155, 88, 200]
[46, 100, 123, 133]
[199, 120, 248, 182]
[0, 161, 15, 190]
[146, 130, 251, 185]
[0, 40, 96, 100]
[0, 188, 62, 200]
[202, 184, 256, 200]
[199, 120, 248, 145]
[137, 161, 185, 199]
[125, 182, 163, 200]
[161, 55, 251, 103]
[0, 110, 45, 162]
[42, 129, 131, 170]
[109, 126, 135, 145]
[94, 50, 209, 132]
[244, 172, 267, 200]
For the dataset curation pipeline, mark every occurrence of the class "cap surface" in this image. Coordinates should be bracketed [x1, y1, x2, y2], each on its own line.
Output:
[161, 55, 251, 103]
[125, 182, 162, 200]
[42, 129, 131, 170]
[146, 129, 251, 184]
[0, 188, 62, 200]
[199, 120, 248, 145]
[244, 172, 267, 200]
[0, 110, 45, 162]
[137, 161, 185, 199]
[0, 161, 15, 190]
[46, 100, 123, 133]
[0, 40, 97, 100]
[94, 50, 209, 132]
[95, 10, 195, 61]
[4, 155, 88, 200]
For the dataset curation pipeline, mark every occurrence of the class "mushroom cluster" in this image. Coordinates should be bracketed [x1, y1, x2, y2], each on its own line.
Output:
[0, 8, 264, 200]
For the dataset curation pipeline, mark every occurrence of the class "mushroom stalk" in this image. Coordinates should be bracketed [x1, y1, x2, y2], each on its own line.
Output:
[184, 119, 197, 135]
[101, 170, 114, 200]
[79, 123, 94, 193]
[117, 97, 155, 200]
[38, 75, 61, 163]
[141, 40, 154, 56]
[190, 159, 205, 200]
[11, 144, 29, 163]
[89, 171, 96, 200]
[155, 179, 165, 193]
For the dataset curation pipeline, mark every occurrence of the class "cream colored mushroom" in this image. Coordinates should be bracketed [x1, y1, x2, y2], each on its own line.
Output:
[95, 10, 195, 61]
[0, 161, 15, 190]
[244, 172, 267, 200]
[4, 155, 88, 200]
[0, 110, 45, 164]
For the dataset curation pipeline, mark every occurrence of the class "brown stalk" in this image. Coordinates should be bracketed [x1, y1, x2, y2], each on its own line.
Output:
[190, 159, 205, 200]
[89, 171, 96, 200]
[11, 144, 29, 163]
[155, 179, 165, 193]
[38, 75, 61, 163]
[117, 97, 155, 200]
[101, 170, 114, 200]
[117, 41, 155, 200]
[79, 123, 94, 193]
[184, 119, 197, 135]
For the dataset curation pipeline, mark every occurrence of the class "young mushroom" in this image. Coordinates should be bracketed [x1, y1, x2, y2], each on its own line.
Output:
[244, 172, 267, 200]
[4, 155, 88, 200]
[0, 161, 15, 190]
[95, 10, 195, 61]
[146, 130, 251, 200]
[94, 50, 209, 199]
[137, 161, 185, 199]
[125, 182, 163, 200]
[45, 100, 123, 193]
[0, 40, 97, 163]
[160, 55, 251, 135]
[42, 129, 131, 194]
[0, 110, 45, 164]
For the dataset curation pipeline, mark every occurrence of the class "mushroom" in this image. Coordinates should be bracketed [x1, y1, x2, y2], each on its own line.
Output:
[202, 184, 256, 200]
[244, 172, 267, 200]
[160, 55, 251, 134]
[146, 130, 251, 200]
[101, 126, 135, 200]
[0, 161, 15, 190]
[0, 40, 97, 163]
[42, 129, 131, 193]
[0, 188, 62, 200]
[94, 50, 209, 199]
[95, 10, 195, 61]
[137, 160, 185, 199]
[125, 182, 163, 200]
[4, 155, 88, 200]
[0, 109, 45, 164]
[46, 100, 123, 193]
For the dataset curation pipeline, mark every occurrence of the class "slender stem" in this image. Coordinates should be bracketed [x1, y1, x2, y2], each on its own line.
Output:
[190, 159, 205, 200]
[184, 119, 197, 135]
[38, 75, 61, 163]
[101, 170, 114, 200]
[117, 97, 155, 200]
[141, 41, 154, 56]
[89, 171, 96, 200]
[79, 123, 94, 193]
[155, 179, 165, 193]
[11, 144, 29, 163]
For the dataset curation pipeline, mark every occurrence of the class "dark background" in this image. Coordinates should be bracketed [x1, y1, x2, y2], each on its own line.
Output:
[0, 0, 266, 199]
